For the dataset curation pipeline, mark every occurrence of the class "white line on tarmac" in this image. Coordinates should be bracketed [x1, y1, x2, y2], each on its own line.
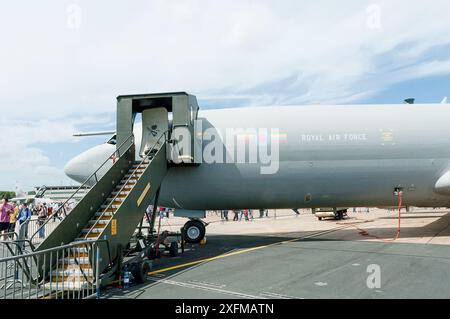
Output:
[148, 278, 266, 299]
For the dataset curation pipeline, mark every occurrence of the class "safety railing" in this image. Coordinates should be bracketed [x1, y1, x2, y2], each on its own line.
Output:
[0, 239, 112, 299]
[34, 185, 47, 198]
[82, 131, 168, 239]
[29, 134, 135, 246]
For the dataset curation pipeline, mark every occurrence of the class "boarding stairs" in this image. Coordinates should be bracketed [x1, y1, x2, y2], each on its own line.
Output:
[33, 135, 168, 292]
[28, 92, 200, 295]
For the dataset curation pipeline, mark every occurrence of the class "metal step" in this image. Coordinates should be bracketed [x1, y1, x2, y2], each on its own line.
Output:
[105, 197, 124, 203]
[58, 257, 91, 265]
[92, 215, 113, 221]
[50, 276, 94, 284]
[81, 228, 104, 234]
[87, 220, 109, 226]
[100, 204, 120, 210]
[94, 211, 113, 216]
[128, 169, 145, 173]
[115, 185, 133, 191]
[116, 184, 135, 189]
[44, 280, 93, 291]
[75, 234, 99, 241]
[110, 191, 129, 196]
[71, 246, 90, 253]
[132, 163, 148, 168]
[124, 174, 141, 178]
[50, 268, 94, 277]
[119, 179, 137, 185]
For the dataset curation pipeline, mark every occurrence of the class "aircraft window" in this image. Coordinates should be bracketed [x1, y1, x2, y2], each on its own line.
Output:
[107, 135, 117, 145]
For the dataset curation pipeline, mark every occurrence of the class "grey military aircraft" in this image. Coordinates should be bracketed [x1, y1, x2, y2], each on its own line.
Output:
[64, 99, 450, 241]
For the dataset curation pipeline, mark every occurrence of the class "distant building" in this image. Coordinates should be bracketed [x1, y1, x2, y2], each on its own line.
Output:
[33, 185, 90, 203]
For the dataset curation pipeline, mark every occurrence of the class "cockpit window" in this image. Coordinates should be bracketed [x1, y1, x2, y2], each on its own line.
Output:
[107, 134, 117, 145]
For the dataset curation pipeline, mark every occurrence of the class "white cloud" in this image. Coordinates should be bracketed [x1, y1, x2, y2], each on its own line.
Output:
[1, 0, 450, 189]
[0, 116, 109, 190]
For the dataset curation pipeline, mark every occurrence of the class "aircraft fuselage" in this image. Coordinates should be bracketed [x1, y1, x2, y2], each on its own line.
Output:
[66, 103, 450, 210]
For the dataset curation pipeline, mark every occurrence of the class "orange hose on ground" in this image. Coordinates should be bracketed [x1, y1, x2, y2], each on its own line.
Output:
[339, 192, 402, 242]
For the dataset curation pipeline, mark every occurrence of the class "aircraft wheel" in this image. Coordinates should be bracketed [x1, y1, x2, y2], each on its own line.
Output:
[183, 220, 205, 244]
[318, 217, 322, 221]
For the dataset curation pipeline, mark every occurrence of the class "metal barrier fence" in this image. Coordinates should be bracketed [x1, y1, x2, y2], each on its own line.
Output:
[0, 240, 111, 299]
[24, 217, 61, 246]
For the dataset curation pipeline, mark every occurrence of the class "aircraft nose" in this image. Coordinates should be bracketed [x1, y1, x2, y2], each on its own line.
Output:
[64, 156, 88, 184]
[64, 143, 116, 184]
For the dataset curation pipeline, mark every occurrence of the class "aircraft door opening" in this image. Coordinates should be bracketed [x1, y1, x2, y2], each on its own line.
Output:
[139, 107, 169, 158]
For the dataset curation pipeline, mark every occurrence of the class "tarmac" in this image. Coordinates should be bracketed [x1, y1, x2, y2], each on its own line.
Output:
[101, 208, 450, 299]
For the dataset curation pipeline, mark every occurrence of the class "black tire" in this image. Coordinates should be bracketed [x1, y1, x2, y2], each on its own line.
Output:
[336, 211, 344, 220]
[183, 220, 205, 244]
[147, 246, 161, 260]
[169, 241, 178, 257]
[132, 261, 151, 284]
[318, 217, 322, 221]
[147, 246, 156, 259]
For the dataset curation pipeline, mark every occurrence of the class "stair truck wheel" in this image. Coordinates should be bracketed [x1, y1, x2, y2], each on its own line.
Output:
[147, 245, 161, 260]
[169, 241, 178, 257]
[132, 260, 151, 284]
[183, 220, 205, 244]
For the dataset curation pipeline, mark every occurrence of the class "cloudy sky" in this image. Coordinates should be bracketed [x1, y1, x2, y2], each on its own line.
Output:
[1, 0, 450, 191]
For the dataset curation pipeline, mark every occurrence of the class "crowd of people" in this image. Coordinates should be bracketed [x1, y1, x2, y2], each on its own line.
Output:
[0, 198, 73, 240]
[0, 198, 32, 240]
[213, 209, 270, 221]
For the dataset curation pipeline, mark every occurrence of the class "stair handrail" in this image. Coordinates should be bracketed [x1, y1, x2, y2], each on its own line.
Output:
[35, 185, 47, 198]
[82, 131, 169, 238]
[30, 134, 135, 244]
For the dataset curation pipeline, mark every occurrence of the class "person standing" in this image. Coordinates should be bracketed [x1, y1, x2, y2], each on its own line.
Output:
[18, 203, 32, 238]
[233, 210, 239, 221]
[165, 208, 170, 219]
[0, 198, 14, 240]
[223, 210, 229, 221]
[243, 209, 249, 221]
[259, 209, 264, 218]
[8, 202, 20, 236]
[37, 204, 47, 239]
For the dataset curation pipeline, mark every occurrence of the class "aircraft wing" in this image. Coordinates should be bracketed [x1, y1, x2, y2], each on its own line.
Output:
[73, 131, 115, 137]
